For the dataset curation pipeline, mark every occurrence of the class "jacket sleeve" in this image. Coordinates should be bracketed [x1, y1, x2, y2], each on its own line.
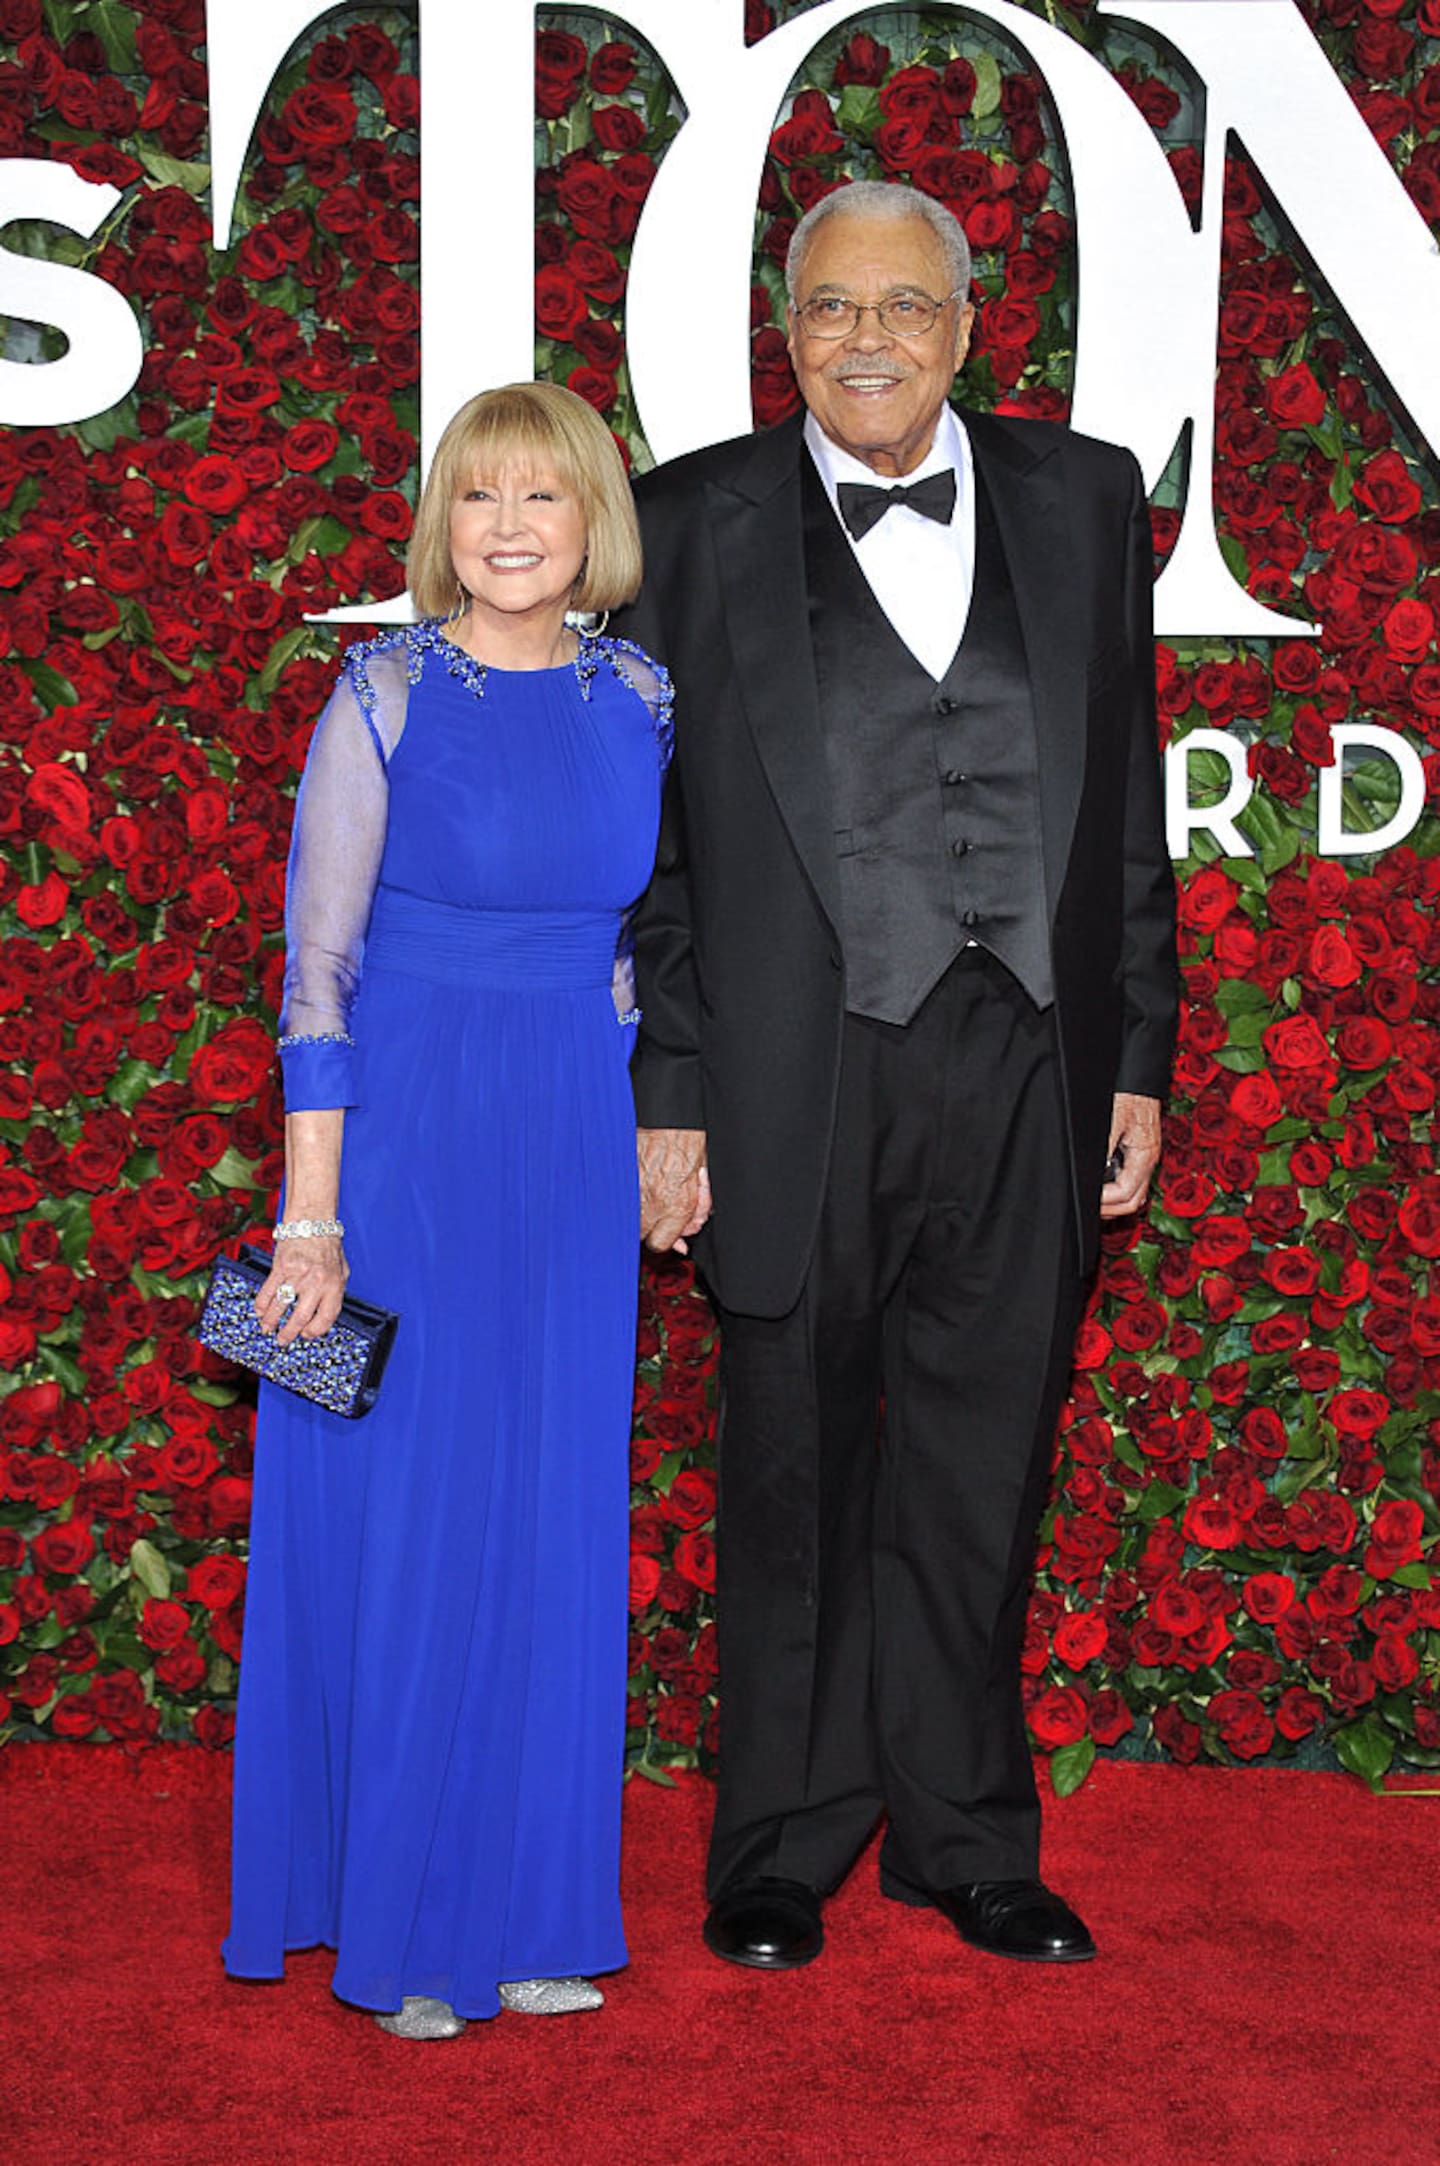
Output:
[1114, 451, 1180, 1100]
[277, 660, 390, 1111]
[616, 494, 707, 1131]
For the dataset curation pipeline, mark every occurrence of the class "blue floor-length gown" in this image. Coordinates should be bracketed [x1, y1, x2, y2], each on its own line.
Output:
[223, 622, 669, 2019]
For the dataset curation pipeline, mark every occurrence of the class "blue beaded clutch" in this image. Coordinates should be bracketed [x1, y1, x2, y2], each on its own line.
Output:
[197, 1245, 400, 1419]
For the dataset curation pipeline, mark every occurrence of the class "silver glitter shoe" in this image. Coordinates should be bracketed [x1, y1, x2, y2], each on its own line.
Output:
[497, 1976, 604, 2016]
[373, 1995, 466, 2040]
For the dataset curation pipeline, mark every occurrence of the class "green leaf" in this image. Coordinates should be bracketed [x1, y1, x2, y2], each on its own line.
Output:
[41, 0, 84, 47]
[1131, 1479, 1190, 1523]
[836, 84, 882, 142]
[137, 148, 213, 196]
[21, 659, 78, 709]
[257, 625, 317, 699]
[1048, 1738, 1096, 1797]
[1212, 1046, 1265, 1074]
[75, 396, 138, 453]
[1389, 1563, 1436, 1592]
[128, 1537, 171, 1601]
[108, 1058, 161, 1111]
[38, 1345, 86, 1395]
[628, 1758, 678, 1788]
[1218, 531, 1250, 584]
[209, 1144, 259, 1188]
[1333, 1714, 1395, 1792]
[88, 0, 139, 72]
[971, 50, 1003, 121]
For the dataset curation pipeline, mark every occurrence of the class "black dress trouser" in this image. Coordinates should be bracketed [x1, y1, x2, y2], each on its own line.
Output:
[707, 947, 1085, 1899]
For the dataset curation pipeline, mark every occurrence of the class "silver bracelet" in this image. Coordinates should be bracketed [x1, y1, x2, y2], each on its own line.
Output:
[274, 1217, 345, 1242]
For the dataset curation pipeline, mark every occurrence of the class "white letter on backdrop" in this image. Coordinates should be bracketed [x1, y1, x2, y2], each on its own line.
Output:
[1166, 728, 1255, 861]
[1317, 725, 1427, 856]
[0, 161, 142, 426]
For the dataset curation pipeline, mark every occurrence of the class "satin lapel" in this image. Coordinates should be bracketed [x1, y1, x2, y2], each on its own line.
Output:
[707, 418, 841, 935]
[965, 410, 1084, 917]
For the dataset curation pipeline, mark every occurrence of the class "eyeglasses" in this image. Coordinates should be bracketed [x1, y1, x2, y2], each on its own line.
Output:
[794, 290, 962, 340]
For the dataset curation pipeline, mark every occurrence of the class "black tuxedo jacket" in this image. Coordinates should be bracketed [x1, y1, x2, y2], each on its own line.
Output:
[620, 407, 1178, 1316]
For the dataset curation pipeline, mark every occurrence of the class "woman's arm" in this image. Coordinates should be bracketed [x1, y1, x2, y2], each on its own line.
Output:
[253, 655, 393, 1343]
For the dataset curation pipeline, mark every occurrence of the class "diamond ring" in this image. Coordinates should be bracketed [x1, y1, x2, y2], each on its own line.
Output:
[275, 1282, 298, 1308]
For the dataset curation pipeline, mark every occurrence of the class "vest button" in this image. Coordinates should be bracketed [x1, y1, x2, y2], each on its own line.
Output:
[961, 908, 980, 928]
[951, 837, 970, 857]
[934, 695, 959, 715]
[944, 769, 966, 786]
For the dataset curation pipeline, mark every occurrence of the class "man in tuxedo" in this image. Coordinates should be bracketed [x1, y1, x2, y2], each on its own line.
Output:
[622, 181, 1178, 1968]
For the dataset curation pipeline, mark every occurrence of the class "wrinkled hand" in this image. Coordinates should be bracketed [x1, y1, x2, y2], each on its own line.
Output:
[1100, 1092, 1162, 1218]
[638, 1127, 710, 1255]
[253, 1234, 348, 1346]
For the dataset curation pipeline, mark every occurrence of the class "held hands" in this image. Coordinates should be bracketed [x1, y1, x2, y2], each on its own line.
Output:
[638, 1127, 711, 1255]
[253, 1233, 349, 1346]
[1100, 1092, 1162, 1219]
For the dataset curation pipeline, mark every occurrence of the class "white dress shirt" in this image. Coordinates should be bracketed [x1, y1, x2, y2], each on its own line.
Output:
[803, 404, 975, 682]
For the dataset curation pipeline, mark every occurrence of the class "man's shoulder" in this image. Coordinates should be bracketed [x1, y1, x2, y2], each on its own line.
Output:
[965, 406, 1140, 490]
[632, 418, 802, 509]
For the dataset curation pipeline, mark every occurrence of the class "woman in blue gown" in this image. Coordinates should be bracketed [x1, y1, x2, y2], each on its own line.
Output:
[222, 383, 671, 2037]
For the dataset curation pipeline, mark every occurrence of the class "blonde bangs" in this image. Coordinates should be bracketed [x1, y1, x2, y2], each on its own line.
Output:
[407, 382, 643, 618]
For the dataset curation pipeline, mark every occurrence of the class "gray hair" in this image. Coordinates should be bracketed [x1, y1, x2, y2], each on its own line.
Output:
[785, 180, 973, 309]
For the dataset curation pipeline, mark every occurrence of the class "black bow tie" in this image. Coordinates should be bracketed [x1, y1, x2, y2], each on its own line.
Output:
[836, 468, 957, 542]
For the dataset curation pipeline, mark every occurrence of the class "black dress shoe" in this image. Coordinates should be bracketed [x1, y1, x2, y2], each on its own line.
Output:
[703, 1878, 824, 1970]
[927, 1879, 1096, 1963]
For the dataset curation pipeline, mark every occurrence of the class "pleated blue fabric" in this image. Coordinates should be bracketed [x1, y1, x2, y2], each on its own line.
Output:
[223, 632, 666, 2019]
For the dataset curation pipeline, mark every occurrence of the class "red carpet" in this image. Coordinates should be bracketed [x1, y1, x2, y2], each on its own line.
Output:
[3, 1749, 1437, 2166]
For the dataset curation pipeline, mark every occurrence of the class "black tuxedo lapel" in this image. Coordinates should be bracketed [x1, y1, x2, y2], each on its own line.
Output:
[964, 409, 1084, 919]
[706, 416, 842, 936]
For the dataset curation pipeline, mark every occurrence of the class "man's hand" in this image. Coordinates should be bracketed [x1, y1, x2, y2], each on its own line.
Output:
[638, 1127, 710, 1254]
[1100, 1092, 1162, 1219]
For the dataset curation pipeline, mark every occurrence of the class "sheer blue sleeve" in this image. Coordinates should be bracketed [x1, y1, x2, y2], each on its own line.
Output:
[277, 656, 393, 1111]
[595, 636, 672, 1032]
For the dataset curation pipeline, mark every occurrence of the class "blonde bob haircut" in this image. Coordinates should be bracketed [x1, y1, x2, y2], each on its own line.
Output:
[407, 381, 642, 618]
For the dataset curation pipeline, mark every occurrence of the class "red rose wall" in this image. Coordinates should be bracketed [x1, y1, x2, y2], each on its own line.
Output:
[0, 0, 1437, 1791]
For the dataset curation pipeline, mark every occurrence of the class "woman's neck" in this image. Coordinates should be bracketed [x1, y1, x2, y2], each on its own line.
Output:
[442, 600, 577, 672]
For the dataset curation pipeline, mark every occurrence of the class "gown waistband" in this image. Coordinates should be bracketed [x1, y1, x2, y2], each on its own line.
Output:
[364, 887, 619, 989]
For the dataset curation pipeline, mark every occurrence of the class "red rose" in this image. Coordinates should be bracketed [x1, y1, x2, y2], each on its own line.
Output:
[1354, 449, 1422, 524]
[555, 159, 628, 246]
[590, 105, 645, 155]
[30, 1520, 95, 1576]
[187, 1554, 246, 1608]
[188, 1017, 274, 1103]
[1241, 1571, 1296, 1622]
[1052, 1609, 1107, 1668]
[1274, 1686, 1325, 1741]
[1263, 1015, 1330, 1071]
[535, 263, 588, 343]
[1382, 597, 1434, 664]
[536, 29, 587, 119]
[280, 83, 357, 148]
[628, 1555, 661, 1613]
[1028, 1684, 1088, 1748]
[1264, 364, 1325, 428]
[139, 1597, 192, 1651]
[15, 872, 67, 928]
[673, 1531, 716, 1591]
[1177, 864, 1240, 933]
[660, 1468, 716, 1530]
[589, 42, 637, 96]
[27, 761, 90, 830]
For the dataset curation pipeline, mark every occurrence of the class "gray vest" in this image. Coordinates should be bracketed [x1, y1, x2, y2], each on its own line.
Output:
[804, 455, 1053, 1025]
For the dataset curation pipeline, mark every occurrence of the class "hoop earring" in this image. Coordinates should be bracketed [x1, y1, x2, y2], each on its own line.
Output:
[446, 582, 468, 626]
[589, 608, 610, 636]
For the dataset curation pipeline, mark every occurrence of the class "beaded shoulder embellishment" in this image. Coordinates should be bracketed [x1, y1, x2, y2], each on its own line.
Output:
[338, 622, 673, 765]
[277, 1031, 355, 1050]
